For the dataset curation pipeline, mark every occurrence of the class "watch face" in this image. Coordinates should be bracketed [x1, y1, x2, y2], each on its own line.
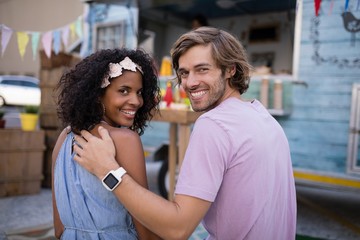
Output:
[103, 173, 119, 189]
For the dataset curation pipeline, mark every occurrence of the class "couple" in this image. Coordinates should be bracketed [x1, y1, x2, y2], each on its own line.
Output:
[52, 27, 297, 240]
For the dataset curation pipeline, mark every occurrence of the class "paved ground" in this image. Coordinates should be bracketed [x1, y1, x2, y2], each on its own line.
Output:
[1, 161, 360, 240]
[295, 185, 360, 240]
[0, 161, 208, 240]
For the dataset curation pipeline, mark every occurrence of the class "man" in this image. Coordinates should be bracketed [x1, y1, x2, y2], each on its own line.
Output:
[74, 27, 297, 240]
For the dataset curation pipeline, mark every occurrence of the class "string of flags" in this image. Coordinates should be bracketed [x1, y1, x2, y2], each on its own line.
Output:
[0, 16, 83, 60]
[314, 0, 360, 16]
[1, 1, 359, 60]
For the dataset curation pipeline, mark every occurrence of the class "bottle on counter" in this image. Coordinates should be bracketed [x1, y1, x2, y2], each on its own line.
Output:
[260, 76, 269, 108]
[163, 81, 173, 107]
[273, 79, 283, 110]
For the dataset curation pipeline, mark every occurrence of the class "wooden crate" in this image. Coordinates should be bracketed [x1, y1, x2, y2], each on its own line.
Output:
[40, 51, 73, 69]
[39, 82, 62, 129]
[0, 129, 45, 197]
[40, 112, 62, 129]
[40, 85, 58, 110]
[39, 67, 67, 87]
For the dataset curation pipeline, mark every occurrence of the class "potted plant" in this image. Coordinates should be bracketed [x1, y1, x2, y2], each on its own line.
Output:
[20, 105, 39, 131]
[0, 108, 5, 128]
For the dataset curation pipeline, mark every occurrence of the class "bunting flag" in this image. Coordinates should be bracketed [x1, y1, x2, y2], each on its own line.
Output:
[53, 30, 61, 55]
[314, 0, 322, 16]
[344, 0, 349, 11]
[75, 18, 83, 38]
[327, 0, 334, 16]
[31, 32, 40, 60]
[0, 15, 83, 59]
[16, 31, 29, 60]
[42, 31, 53, 58]
[1, 25, 13, 57]
[62, 26, 70, 48]
[70, 22, 76, 40]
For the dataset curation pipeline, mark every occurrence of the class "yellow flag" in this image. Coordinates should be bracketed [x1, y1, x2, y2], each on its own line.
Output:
[70, 23, 76, 40]
[17, 32, 29, 60]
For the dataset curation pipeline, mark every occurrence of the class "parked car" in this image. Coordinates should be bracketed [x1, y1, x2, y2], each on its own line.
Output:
[0, 75, 41, 107]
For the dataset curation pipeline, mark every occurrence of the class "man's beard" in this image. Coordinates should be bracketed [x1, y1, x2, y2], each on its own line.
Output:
[190, 75, 226, 112]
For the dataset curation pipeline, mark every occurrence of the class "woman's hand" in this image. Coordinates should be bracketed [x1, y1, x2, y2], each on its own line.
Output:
[73, 126, 119, 179]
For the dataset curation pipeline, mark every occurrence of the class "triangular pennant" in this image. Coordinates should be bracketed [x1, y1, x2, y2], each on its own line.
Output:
[42, 31, 53, 58]
[70, 22, 76, 40]
[80, 39, 87, 57]
[328, 0, 334, 16]
[314, 0, 321, 16]
[1, 25, 13, 57]
[345, 0, 349, 11]
[17, 31, 29, 60]
[53, 30, 61, 55]
[31, 32, 40, 60]
[62, 26, 70, 48]
[75, 18, 83, 38]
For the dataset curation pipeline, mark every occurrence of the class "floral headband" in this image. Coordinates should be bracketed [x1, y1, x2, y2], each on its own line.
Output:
[101, 56, 144, 88]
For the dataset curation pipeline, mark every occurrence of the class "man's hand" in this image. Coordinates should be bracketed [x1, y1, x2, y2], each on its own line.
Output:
[73, 126, 119, 179]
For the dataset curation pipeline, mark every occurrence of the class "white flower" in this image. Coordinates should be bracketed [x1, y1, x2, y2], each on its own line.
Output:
[101, 76, 111, 88]
[120, 57, 137, 72]
[108, 63, 123, 78]
[101, 56, 143, 88]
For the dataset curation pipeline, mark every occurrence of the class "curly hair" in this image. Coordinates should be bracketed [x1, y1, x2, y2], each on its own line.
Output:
[170, 27, 253, 94]
[56, 48, 160, 135]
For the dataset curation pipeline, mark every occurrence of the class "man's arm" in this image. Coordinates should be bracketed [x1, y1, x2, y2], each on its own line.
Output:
[73, 127, 211, 240]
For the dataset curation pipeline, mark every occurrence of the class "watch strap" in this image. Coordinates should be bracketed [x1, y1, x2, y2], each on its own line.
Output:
[112, 167, 127, 180]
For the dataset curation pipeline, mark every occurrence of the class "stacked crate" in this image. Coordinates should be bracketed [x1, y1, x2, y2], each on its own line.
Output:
[39, 51, 81, 187]
[0, 129, 45, 196]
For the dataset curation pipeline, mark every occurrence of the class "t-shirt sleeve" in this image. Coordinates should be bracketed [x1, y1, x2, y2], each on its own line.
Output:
[175, 116, 230, 202]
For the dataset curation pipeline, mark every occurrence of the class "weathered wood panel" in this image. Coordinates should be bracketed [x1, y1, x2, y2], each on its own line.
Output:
[283, 0, 360, 175]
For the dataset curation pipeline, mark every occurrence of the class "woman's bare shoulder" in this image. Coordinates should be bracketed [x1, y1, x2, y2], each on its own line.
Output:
[91, 125, 143, 155]
[106, 128, 145, 168]
[108, 127, 141, 142]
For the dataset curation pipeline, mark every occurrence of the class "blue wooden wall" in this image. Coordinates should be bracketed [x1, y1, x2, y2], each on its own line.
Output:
[278, 0, 360, 175]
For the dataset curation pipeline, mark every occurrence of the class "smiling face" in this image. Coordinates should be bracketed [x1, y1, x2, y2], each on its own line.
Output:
[177, 44, 237, 112]
[101, 70, 143, 127]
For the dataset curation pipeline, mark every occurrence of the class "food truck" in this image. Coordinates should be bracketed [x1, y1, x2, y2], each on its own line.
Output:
[85, 0, 360, 198]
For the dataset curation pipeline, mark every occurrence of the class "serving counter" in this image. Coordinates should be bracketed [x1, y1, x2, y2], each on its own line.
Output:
[152, 108, 203, 200]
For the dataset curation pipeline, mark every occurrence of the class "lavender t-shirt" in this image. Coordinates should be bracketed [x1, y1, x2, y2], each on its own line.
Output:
[175, 98, 296, 240]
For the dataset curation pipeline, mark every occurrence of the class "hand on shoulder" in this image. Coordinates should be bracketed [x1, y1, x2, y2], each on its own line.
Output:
[73, 126, 119, 179]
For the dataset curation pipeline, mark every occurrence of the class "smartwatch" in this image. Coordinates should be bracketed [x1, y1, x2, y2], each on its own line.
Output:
[102, 167, 127, 191]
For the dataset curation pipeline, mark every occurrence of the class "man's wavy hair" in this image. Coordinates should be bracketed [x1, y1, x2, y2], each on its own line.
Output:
[56, 48, 160, 135]
[170, 27, 252, 94]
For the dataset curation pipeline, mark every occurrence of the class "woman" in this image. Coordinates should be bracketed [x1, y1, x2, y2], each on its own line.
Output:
[52, 48, 161, 239]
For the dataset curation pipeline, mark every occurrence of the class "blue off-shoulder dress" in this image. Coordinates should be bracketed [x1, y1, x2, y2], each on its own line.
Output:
[54, 132, 138, 239]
